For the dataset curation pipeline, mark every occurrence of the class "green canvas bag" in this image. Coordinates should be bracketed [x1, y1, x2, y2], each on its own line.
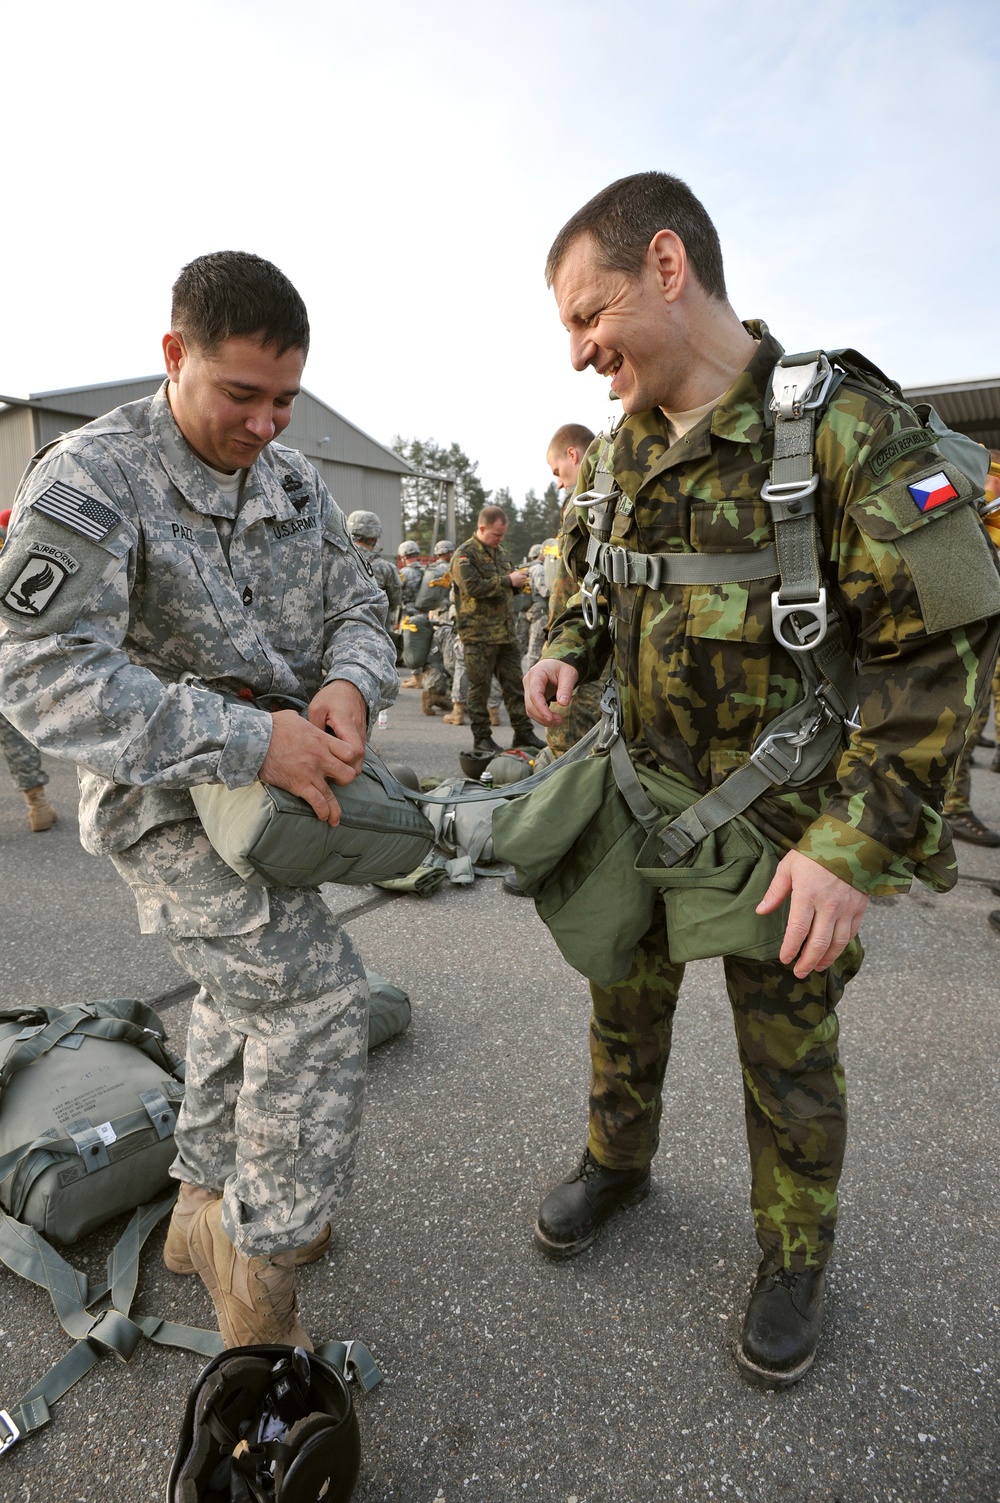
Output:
[0, 998, 185, 1244]
[191, 746, 435, 889]
[491, 750, 789, 987]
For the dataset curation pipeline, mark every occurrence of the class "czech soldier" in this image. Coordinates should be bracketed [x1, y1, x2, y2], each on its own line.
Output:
[524, 172, 1000, 1388]
[0, 251, 398, 1349]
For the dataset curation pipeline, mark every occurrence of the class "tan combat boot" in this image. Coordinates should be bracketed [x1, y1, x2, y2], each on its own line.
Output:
[188, 1199, 313, 1350]
[442, 701, 465, 725]
[24, 786, 56, 832]
[165, 1182, 332, 1275]
[399, 672, 423, 689]
[421, 689, 437, 716]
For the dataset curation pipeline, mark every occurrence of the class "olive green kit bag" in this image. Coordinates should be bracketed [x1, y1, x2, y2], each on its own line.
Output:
[191, 745, 435, 889]
[491, 735, 788, 989]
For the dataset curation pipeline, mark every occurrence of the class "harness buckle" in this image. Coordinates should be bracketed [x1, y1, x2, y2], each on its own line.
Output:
[606, 546, 629, 585]
[770, 354, 835, 420]
[759, 474, 820, 510]
[0, 1411, 20, 1456]
[749, 730, 805, 783]
[580, 570, 602, 630]
[771, 587, 828, 652]
[596, 679, 621, 747]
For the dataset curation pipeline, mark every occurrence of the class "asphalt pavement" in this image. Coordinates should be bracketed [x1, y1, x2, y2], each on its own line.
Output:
[0, 684, 998, 1503]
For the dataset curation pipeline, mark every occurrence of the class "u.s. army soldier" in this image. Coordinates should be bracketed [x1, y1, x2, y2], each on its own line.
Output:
[0, 251, 398, 1348]
[524, 172, 1000, 1388]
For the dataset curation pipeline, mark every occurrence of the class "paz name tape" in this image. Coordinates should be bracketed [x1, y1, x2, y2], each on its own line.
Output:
[32, 481, 122, 540]
[908, 471, 959, 514]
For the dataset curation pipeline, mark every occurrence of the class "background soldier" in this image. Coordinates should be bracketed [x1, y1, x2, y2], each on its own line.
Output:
[398, 538, 427, 689]
[0, 251, 398, 1350]
[524, 171, 1000, 1389]
[541, 423, 604, 756]
[416, 539, 456, 716]
[346, 509, 402, 629]
[452, 505, 545, 759]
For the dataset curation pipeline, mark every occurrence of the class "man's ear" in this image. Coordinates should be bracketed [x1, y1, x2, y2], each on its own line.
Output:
[162, 330, 189, 381]
[648, 229, 687, 305]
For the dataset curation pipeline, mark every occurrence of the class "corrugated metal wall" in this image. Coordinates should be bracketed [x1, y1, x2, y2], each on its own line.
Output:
[31, 406, 93, 452]
[311, 458, 404, 555]
[1, 383, 410, 546]
[0, 407, 36, 508]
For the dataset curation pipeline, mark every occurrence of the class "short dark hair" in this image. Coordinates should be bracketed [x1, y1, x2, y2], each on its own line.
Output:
[171, 251, 310, 356]
[547, 423, 596, 458]
[478, 505, 507, 527]
[545, 171, 727, 301]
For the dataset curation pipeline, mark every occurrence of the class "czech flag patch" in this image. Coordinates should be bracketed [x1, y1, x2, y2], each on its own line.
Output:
[908, 471, 959, 512]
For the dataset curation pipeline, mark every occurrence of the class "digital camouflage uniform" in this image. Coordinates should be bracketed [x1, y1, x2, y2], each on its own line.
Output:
[399, 562, 423, 609]
[543, 323, 1000, 1270]
[525, 559, 550, 667]
[368, 552, 402, 628]
[453, 533, 536, 744]
[416, 560, 455, 700]
[0, 383, 398, 1258]
[0, 713, 49, 791]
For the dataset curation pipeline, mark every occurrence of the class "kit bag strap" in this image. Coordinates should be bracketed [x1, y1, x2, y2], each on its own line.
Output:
[0, 1193, 222, 1456]
[317, 1340, 384, 1394]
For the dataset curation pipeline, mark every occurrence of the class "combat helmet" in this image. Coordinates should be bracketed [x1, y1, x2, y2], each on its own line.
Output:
[168, 1344, 361, 1502]
[434, 538, 455, 556]
[397, 540, 421, 559]
[346, 510, 382, 543]
[527, 543, 543, 562]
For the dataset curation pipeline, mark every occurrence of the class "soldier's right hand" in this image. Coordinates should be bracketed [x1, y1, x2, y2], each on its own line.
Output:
[258, 709, 346, 826]
[523, 659, 579, 725]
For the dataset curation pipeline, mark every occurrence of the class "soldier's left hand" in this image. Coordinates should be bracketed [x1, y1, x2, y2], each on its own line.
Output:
[756, 849, 868, 979]
[307, 679, 368, 784]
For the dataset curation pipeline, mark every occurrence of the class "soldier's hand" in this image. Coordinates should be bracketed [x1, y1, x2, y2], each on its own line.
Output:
[523, 659, 579, 724]
[509, 570, 529, 588]
[756, 849, 868, 979]
[307, 679, 368, 782]
[258, 709, 349, 827]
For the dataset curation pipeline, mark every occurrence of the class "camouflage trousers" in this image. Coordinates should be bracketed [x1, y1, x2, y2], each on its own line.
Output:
[546, 678, 604, 759]
[587, 901, 862, 1271]
[450, 634, 502, 709]
[0, 713, 47, 790]
[462, 638, 534, 743]
[111, 817, 368, 1258]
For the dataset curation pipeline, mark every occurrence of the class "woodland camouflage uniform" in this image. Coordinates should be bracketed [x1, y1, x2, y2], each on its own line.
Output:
[542, 322, 1000, 1269]
[452, 533, 536, 745]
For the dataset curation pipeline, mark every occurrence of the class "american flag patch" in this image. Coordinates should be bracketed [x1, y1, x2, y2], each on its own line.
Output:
[32, 482, 122, 541]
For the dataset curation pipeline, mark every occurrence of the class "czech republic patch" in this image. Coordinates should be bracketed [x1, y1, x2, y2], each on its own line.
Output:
[908, 471, 959, 513]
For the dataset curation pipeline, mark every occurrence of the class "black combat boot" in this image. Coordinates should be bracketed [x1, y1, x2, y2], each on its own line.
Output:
[735, 1255, 826, 1389]
[534, 1148, 651, 1259]
[513, 728, 546, 752]
[471, 734, 502, 758]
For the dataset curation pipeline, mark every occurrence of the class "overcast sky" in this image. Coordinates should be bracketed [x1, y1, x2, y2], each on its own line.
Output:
[2, 0, 998, 505]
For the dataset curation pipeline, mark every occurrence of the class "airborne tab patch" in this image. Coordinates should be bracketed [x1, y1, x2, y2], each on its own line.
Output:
[908, 471, 959, 513]
[3, 552, 72, 616]
[32, 482, 122, 541]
